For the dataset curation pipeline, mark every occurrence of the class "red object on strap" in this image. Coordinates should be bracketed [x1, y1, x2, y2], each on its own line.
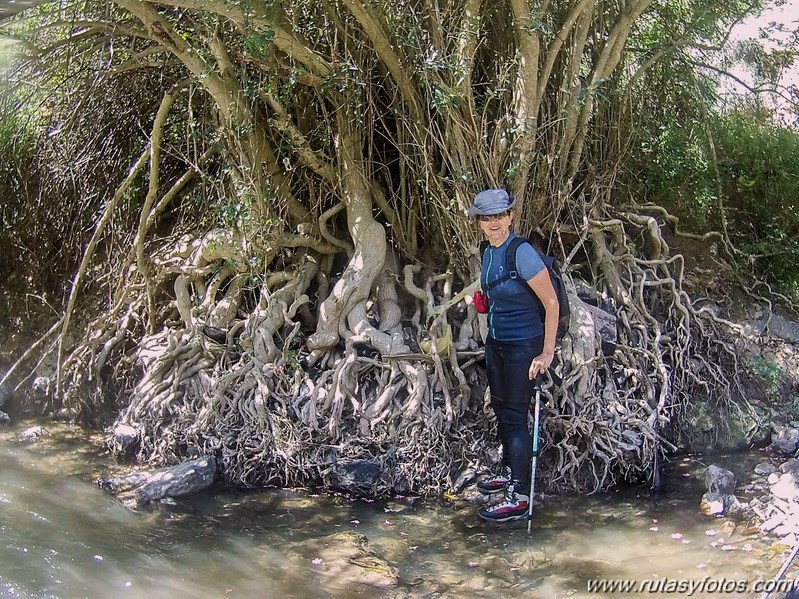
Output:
[473, 290, 488, 313]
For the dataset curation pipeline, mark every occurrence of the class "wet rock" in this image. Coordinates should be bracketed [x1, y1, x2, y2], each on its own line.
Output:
[770, 439, 799, 455]
[769, 423, 799, 455]
[451, 466, 477, 494]
[98, 455, 217, 509]
[98, 470, 152, 494]
[698, 491, 747, 519]
[686, 401, 769, 452]
[699, 492, 725, 516]
[704, 465, 736, 495]
[755, 461, 778, 476]
[780, 458, 799, 476]
[18, 426, 48, 442]
[686, 402, 715, 434]
[724, 496, 754, 521]
[110, 423, 140, 453]
[326, 459, 382, 495]
[760, 515, 783, 533]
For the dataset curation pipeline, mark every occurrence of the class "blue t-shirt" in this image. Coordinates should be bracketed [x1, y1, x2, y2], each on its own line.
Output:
[481, 234, 546, 341]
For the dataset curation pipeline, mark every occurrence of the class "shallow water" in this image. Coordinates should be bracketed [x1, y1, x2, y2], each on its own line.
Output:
[0, 419, 794, 598]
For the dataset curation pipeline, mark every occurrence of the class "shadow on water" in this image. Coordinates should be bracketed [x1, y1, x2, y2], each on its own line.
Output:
[1, 420, 794, 598]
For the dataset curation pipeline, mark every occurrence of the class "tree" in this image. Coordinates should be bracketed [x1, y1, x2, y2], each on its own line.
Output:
[0, 0, 765, 495]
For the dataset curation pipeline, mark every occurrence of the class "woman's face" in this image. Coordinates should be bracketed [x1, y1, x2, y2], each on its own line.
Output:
[477, 210, 512, 246]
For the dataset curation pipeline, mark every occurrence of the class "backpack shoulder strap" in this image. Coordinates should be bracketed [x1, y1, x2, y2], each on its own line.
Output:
[483, 237, 524, 292]
[479, 240, 489, 261]
[506, 237, 542, 301]
[505, 236, 526, 280]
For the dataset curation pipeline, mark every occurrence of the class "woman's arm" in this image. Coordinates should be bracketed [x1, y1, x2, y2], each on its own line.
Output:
[527, 269, 559, 380]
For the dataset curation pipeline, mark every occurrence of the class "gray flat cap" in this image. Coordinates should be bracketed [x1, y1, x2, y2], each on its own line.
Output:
[467, 188, 517, 218]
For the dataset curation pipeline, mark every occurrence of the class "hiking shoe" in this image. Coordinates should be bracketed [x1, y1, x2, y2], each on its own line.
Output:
[478, 482, 530, 522]
[476, 467, 511, 495]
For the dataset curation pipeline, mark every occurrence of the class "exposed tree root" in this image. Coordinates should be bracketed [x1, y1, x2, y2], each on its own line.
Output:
[44, 200, 755, 497]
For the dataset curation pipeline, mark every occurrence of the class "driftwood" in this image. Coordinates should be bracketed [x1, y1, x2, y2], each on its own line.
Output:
[98, 455, 217, 509]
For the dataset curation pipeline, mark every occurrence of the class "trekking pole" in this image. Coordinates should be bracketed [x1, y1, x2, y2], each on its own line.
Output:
[527, 382, 542, 534]
[761, 540, 799, 599]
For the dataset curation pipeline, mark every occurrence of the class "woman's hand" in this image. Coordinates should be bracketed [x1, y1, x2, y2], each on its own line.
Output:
[529, 351, 554, 380]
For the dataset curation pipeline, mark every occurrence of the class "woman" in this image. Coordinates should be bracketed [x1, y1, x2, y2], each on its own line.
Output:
[469, 188, 559, 522]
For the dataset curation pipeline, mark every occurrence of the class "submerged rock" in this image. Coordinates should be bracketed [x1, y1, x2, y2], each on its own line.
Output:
[284, 531, 398, 594]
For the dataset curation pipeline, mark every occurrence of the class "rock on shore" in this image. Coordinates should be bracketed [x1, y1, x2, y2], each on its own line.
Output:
[98, 455, 217, 510]
[701, 423, 799, 550]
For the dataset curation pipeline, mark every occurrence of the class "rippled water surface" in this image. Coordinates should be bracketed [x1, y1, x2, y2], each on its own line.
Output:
[0, 419, 792, 598]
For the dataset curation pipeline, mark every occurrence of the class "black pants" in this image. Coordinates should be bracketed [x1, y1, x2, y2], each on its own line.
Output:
[485, 335, 543, 490]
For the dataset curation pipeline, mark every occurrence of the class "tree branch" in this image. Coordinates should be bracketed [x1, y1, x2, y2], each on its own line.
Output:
[338, 0, 424, 124]
[138, 0, 333, 78]
[56, 146, 151, 397]
[137, 82, 188, 333]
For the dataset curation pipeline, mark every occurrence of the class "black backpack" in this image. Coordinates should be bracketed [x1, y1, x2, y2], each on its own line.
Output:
[479, 237, 571, 341]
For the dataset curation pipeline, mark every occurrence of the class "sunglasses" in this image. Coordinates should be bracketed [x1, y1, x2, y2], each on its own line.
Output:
[477, 210, 510, 222]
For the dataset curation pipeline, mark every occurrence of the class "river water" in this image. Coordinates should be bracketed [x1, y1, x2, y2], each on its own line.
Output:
[1, 418, 795, 598]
